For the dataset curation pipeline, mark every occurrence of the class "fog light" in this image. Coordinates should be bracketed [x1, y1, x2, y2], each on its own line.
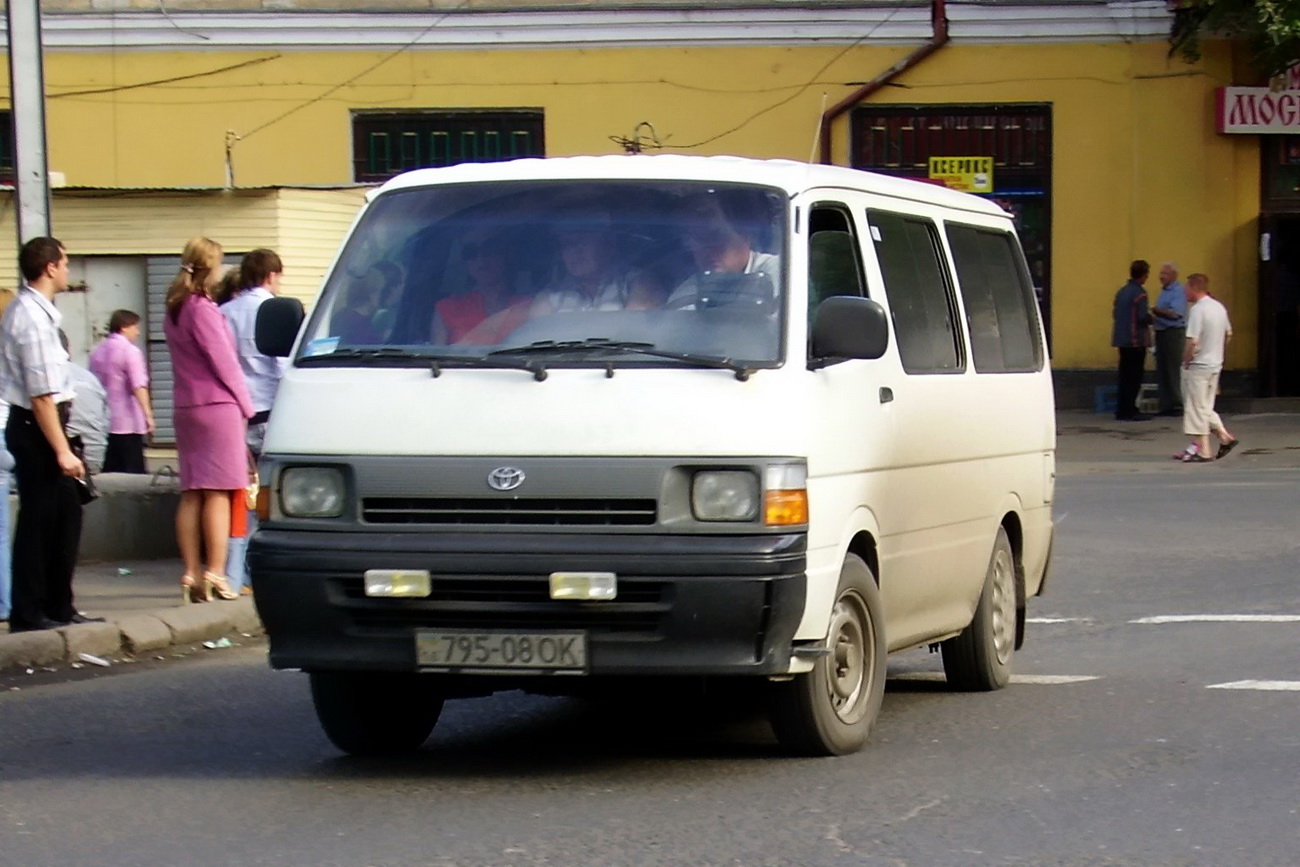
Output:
[364, 569, 431, 598]
[550, 572, 617, 601]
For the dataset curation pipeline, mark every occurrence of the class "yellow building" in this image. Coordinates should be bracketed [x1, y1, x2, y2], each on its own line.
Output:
[3, 1, 1292, 405]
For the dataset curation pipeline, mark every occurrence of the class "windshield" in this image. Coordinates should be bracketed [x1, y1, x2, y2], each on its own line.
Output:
[297, 180, 787, 369]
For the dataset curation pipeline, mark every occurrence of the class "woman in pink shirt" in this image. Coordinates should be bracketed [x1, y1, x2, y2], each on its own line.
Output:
[87, 309, 154, 473]
[163, 237, 255, 603]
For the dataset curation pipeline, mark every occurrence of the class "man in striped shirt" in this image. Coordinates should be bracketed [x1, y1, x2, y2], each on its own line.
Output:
[0, 237, 99, 632]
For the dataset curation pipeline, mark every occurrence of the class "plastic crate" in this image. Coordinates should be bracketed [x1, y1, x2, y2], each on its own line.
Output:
[1093, 384, 1117, 415]
[1136, 384, 1160, 415]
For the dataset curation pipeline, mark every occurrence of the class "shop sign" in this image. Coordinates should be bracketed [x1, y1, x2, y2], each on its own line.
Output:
[1217, 87, 1300, 133]
[928, 156, 993, 193]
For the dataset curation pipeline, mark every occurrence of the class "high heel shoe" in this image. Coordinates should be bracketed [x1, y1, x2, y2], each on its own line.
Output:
[181, 573, 209, 604]
[204, 571, 238, 601]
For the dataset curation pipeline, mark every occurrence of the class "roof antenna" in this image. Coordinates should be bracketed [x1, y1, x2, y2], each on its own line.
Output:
[610, 121, 665, 155]
[809, 92, 829, 165]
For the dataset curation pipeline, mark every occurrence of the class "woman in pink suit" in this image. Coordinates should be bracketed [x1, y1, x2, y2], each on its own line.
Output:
[163, 237, 255, 602]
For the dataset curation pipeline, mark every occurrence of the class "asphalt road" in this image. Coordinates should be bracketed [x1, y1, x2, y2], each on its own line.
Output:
[0, 466, 1297, 867]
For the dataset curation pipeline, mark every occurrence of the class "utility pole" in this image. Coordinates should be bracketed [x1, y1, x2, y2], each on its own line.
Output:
[6, 0, 52, 242]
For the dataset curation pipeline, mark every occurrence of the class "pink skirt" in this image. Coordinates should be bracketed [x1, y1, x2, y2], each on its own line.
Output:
[174, 403, 248, 491]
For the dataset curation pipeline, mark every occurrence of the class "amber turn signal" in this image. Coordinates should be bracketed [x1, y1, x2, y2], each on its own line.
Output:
[255, 483, 272, 521]
[764, 489, 808, 526]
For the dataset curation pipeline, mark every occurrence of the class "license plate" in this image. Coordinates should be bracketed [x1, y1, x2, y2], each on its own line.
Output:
[416, 630, 587, 673]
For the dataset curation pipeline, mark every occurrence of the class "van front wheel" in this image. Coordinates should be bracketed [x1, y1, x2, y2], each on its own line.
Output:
[942, 526, 1016, 691]
[310, 671, 444, 756]
[768, 554, 886, 756]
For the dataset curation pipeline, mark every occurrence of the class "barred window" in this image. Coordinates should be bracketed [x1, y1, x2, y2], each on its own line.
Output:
[352, 110, 544, 182]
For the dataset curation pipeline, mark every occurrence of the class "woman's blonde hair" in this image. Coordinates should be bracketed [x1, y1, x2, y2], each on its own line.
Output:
[165, 237, 224, 322]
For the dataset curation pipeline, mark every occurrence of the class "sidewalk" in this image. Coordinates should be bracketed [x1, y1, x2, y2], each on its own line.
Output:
[0, 561, 260, 671]
[3, 408, 1299, 672]
[1056, 408, 1300, 475]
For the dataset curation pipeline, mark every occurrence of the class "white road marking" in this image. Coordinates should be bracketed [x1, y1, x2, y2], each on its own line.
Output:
[1011, 674, 1100, 685]
[1130, 614, 1300, 624]
[1206, 680, 1300, 692]
[1027, 617, 1086, 624]
[890, 672, 1098, 685]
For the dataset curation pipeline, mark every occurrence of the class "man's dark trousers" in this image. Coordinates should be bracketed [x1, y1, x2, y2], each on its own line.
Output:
[1115, 347, 1147, 419]
[6, 407, 82, 629]
[1154, 327, 1185, 413]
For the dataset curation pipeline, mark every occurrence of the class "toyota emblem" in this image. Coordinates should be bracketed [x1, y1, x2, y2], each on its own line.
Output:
[487, 466, 526, 492]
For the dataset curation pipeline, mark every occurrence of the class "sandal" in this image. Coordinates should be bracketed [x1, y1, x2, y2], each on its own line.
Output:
[1182, 453, 1212, 463]
[204, 571, 239, 601]
[181, 574, 209, 604]
[1215, 438, 1239, 460]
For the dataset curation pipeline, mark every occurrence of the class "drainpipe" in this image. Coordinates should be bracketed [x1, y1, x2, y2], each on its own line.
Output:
[819, 0, 950, 165]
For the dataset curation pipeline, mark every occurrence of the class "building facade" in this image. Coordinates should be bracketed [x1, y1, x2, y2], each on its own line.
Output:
[3, 0, 1291, 403]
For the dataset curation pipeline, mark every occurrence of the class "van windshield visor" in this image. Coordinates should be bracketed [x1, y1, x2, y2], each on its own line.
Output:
[296, 180, 787, 368]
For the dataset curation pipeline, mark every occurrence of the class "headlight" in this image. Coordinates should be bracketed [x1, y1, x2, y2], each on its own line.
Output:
[691, 470, 759, 522]
[279, 467, 346, 518]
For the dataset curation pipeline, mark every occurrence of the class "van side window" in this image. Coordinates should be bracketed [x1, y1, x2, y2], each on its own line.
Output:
[867, 209, 963, 373]
[946, 223, 1044, 373]
[807, 206, 867, 326]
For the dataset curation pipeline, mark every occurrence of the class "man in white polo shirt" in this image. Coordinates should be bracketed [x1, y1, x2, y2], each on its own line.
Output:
[1180, 272, 1239, 463]
[0, 237, 100, 631]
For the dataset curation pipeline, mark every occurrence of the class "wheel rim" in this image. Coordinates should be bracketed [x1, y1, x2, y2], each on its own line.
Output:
[821, 589, 874, 725]
[990, 546, 1016, 666]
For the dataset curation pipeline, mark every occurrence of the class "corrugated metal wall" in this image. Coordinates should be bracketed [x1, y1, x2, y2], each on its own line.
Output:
[145, 258, 180, 443]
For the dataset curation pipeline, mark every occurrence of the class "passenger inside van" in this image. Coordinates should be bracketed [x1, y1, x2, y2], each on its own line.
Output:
[666, 193, 780, 311]
[332, 266, 387, 344]
[529, 212, 667, 316]
[431, 230, 533, 345]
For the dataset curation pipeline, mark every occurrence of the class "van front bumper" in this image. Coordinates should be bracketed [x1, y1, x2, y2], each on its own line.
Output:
[249, 529, 807, 676]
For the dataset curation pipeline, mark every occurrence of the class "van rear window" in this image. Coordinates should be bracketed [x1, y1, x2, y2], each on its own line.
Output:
[945, 224, 1044, 373]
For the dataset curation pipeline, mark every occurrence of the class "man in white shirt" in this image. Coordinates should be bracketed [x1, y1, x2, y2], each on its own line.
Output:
[59, 329, 109, 473]
[0, 237, 100, 631]
[666, 195, 780, 311]
[1180, 272, 1238, 462]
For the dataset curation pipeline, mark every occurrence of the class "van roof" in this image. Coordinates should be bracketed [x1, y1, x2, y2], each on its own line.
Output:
[374, 154, 1009, 218]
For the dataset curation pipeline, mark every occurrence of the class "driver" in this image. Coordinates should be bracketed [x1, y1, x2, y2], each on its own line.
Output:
[665, 195, 779, 310]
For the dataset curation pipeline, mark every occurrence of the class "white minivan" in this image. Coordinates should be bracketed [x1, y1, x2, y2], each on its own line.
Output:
[251, 155, 1055, 757]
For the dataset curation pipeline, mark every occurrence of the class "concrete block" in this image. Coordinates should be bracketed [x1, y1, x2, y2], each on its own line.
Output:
[111, 614, 174, 654]
[62, 622, 123, 660]
[155, 604, 237, 645]
[79, 474, 181, 562]
[0, 631, 66, 670]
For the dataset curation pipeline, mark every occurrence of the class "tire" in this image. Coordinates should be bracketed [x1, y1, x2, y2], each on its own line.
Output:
[942, 526, 1017, 691]
[309, 671, 444, 756]
[768, 554, 886, 756]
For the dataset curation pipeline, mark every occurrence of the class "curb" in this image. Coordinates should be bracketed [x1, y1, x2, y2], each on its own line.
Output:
[0, 598, 261, 671]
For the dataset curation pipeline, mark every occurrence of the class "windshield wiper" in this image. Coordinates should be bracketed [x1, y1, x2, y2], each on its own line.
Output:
[300, 347, 547, 380]
[298, 347, 429, 365]
[490, 338, 755, 381]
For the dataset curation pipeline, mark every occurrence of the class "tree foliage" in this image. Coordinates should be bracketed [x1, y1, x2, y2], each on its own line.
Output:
[1171, 0, 1300, 77]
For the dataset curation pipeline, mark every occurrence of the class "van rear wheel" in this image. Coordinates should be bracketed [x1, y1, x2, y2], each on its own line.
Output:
[768, 554, 886, 756]
[942, 526, 1017, 691]
[310, 671, 444, 756]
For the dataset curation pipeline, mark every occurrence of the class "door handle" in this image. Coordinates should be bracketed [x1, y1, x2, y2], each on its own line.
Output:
[879, 387, 894, 404]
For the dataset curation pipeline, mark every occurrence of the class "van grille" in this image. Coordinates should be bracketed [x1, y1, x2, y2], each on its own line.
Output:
[362, 497, 658, 527]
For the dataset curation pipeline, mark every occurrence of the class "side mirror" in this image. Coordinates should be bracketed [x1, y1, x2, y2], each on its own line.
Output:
[255, 296, 305, 358]
[809, 295, 890, 368]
